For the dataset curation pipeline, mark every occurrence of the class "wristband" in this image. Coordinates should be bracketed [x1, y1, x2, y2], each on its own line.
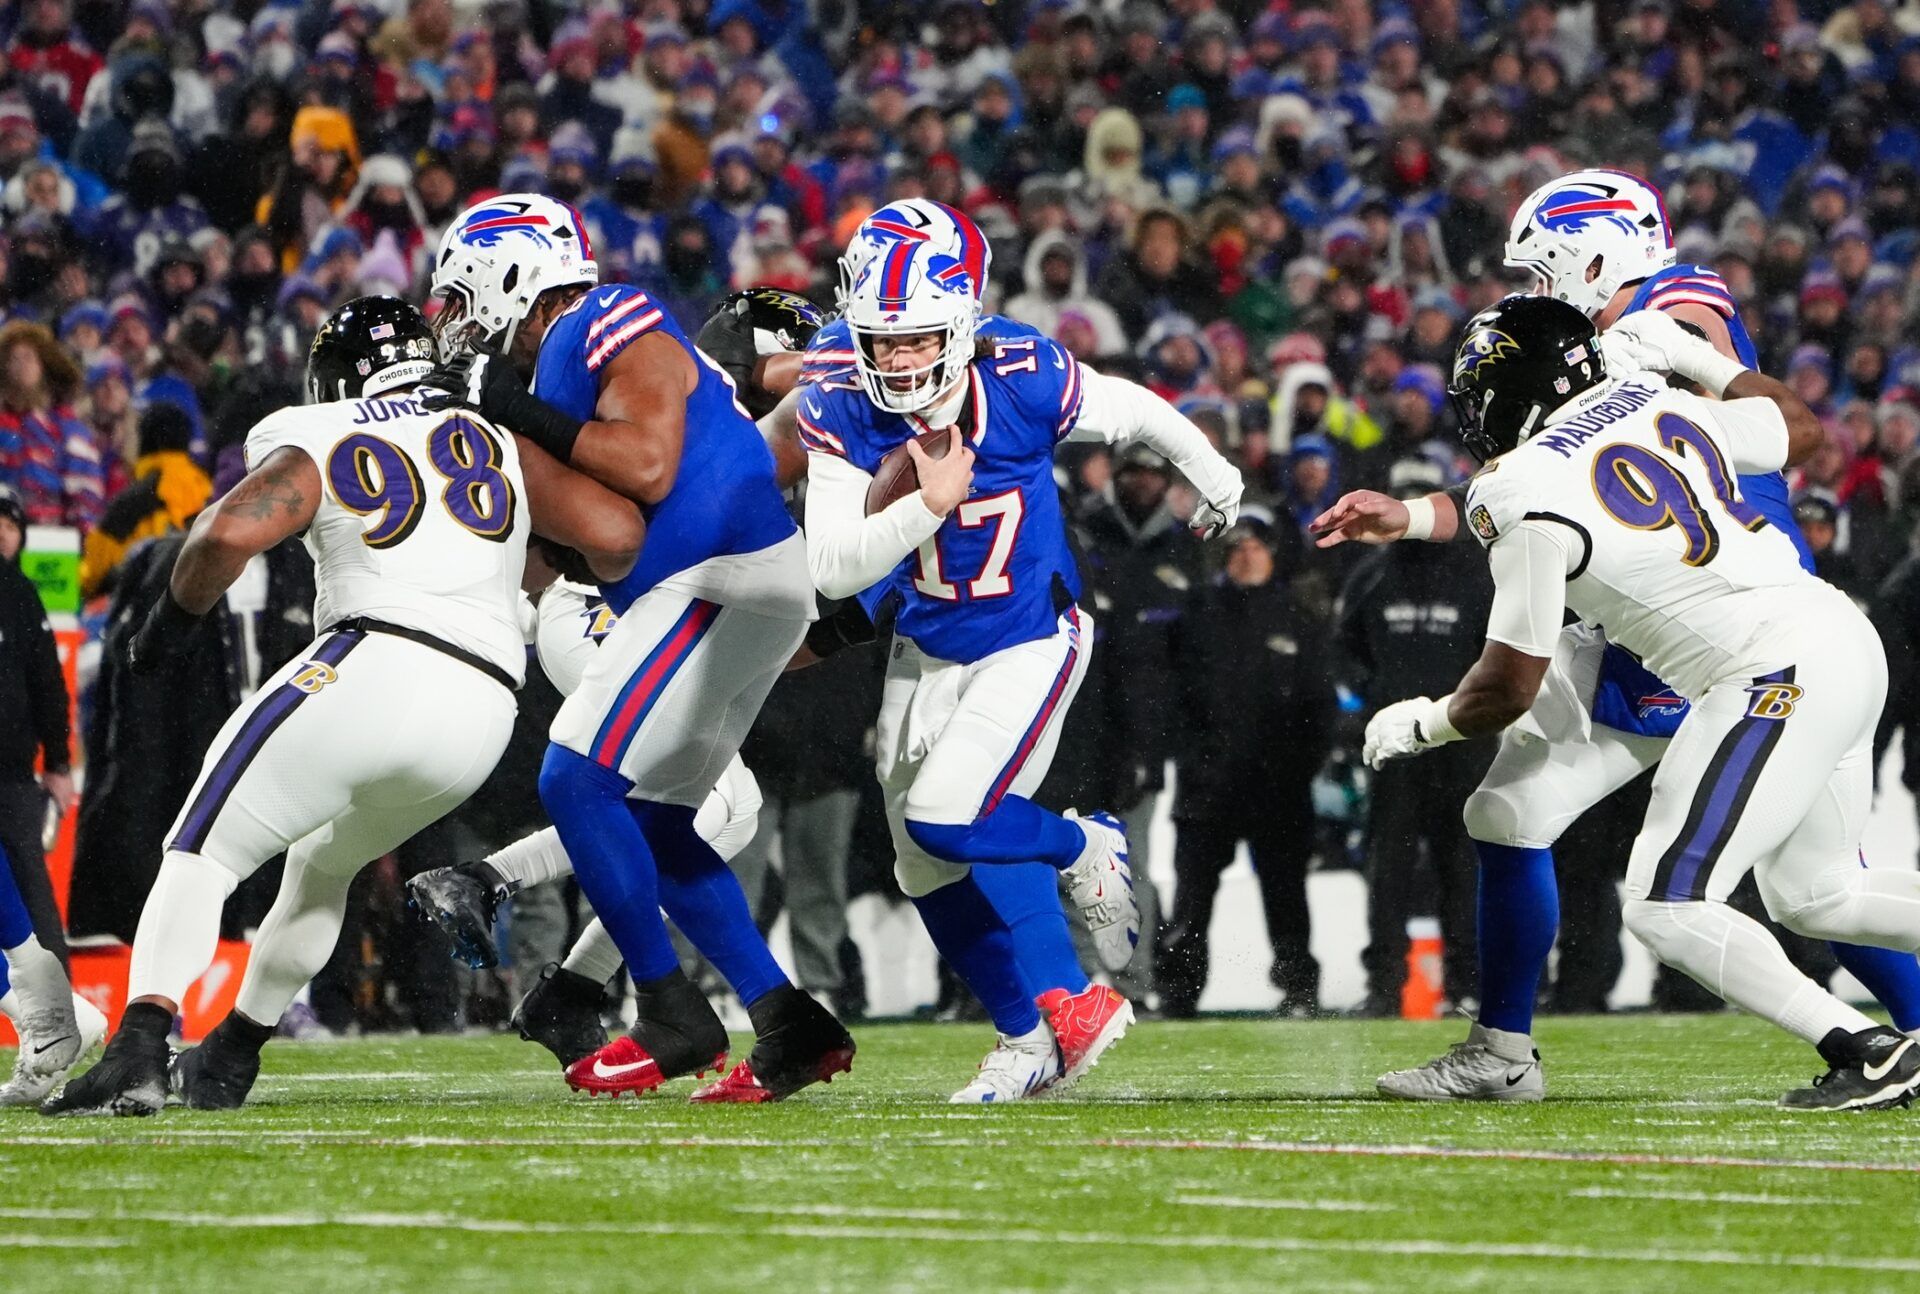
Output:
[1419, 694, 1464, 745]
[1674, 345, 1748, 399]
[1402, 495, 1437, 542]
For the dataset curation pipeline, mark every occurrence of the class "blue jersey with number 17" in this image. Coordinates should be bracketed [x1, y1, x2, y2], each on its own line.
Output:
[531, 283, 797, 614]
[1594, 264, 1812, 738]
[798, 319, 1083, 664]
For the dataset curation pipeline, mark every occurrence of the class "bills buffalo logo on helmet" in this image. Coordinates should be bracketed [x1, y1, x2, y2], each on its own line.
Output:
[1453, 327, 1522, 381]
[458, 201, 565, 250]
[1534, 182, 1650, 238]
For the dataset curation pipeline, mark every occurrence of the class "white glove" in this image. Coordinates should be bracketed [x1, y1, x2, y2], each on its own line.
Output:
[1190, 477, 1243, 540]
[1362, 696, 1459, 769]
[1598, 309, 1694, 376]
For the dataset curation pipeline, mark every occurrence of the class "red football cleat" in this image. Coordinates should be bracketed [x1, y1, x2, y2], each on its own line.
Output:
[1038, 984, 1134, 1088]
[690, 1043, 855, 1105]
[564, 1035, 727, 1098]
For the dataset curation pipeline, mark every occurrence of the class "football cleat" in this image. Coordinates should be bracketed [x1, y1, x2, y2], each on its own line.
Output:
[1, 991, 106, 1107]
[1376, 1020, 1544, 1102]
[564, 974, 728, 1097]
[1061, 811, 1139, 973]
[171, 1021, 265, 1112]
[1038, 985, 1133, 1089]
[691, 991, 855, 1104]
[1780, 1027, 1920, 1112]
[949, 1027, 1062, 1104]
[407, 866, 500, 969]
[512, 963, 610, 1070]
[40, 1024, 173, 1117]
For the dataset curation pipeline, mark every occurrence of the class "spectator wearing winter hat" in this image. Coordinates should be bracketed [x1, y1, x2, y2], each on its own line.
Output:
[78, 399, 209, 599]
[1005, 229, 1127, 358]
[0, 319, 99, 529]
[541, 34, 622, 161]
[188, 77, 293, 233]
[84, 118, 207, 275]
[104, 294, 201, 450]
[341, 154, 427, 279]
[1796, 272, 1852, 356]
[1076, 106, 1161, 216]
[257, 105, 360, 274]
[7, 0, 103, 118]
[80, 355, 133, 494]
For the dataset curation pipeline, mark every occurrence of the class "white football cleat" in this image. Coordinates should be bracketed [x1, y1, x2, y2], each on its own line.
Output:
[1062, 811, 1139, 973]
[1376, 1020, 1544, 1102]
[3, 989, 104, 1108]
[949, 1025, 1062, 1104]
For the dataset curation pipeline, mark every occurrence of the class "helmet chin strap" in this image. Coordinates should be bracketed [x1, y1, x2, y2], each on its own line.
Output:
[913, 373, 970, 427]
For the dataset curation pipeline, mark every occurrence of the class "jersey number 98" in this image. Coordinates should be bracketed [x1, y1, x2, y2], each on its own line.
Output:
[327, 417, 517, 548]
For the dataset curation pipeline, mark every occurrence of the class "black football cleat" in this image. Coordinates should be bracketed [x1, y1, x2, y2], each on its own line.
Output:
[41, 1019, 172, 1118]
[407, 865, 501, 969]
[512, 962, 610, 1069]
[564, 971, 729, 1097]
[1780, 1027, 1920, 1112]
[171, 1016, 268, 1111]
[692, 987, 855, 1104]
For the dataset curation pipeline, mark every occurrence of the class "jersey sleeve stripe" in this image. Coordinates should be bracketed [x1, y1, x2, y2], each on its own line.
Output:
[586, 294, 653, 340]
[795, 413, 847, 457]
[1649, 290, 1737, 316]
[585, 309, 665, 371]
[1056, 360, 1084, 440]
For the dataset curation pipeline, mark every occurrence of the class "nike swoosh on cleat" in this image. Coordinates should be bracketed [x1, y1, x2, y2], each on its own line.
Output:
[1862, 1039, 1914, 1082]
[1505, 1069, 1533, 1086]
[30, 1037, 76, 1057]
[592, 1058, 659, 1080]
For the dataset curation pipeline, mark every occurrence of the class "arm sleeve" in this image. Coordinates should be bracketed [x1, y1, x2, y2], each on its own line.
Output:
[1484, 522, 1576, 659]
[1063, 367, 1242, 505]
[1703, 396, 1790, 475]
[803, 451, 945, 599]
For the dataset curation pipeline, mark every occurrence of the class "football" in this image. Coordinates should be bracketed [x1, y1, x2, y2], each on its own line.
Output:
[864, 427, 956, 515]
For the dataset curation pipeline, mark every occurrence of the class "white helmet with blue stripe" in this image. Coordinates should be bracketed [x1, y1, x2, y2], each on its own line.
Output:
[845, 239, 982, 414]
[1505, 169, 1675, 319]
[431, 194, 599, 354]
[836, 199, 992, 310]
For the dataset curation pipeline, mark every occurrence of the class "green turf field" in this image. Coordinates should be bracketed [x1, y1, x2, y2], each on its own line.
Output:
[3, 1015, 1918, 1293]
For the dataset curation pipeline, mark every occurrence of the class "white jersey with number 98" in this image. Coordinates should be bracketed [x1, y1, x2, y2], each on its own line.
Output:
[1463, 372, 1833, 700]
[245, 389, 529, 683]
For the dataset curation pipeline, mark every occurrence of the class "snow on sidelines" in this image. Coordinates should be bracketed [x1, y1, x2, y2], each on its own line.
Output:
[0, 1207, 1916, 1274]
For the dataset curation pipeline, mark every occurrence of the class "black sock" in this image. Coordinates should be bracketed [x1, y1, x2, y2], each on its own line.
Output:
[746, 984, 811, 1037]
[120, 1002, 172, 1039]
[633, 967, 692, 998]
[465, 860, 515, 900]
[215, 1012, 276, 1052]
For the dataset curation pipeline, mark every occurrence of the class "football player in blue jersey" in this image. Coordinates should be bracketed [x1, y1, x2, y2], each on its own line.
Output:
[422, 195, 856, 1103]
[799, 233, 1244, 1100]
[1313, 168, 1920, 1103]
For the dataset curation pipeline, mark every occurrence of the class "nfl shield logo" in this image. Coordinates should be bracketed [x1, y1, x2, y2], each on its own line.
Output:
[1554, 376, 1571, 394]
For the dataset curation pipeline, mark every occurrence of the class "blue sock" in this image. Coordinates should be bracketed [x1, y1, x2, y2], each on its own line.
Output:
[912, 874, 1041, 1035]
[972, 862, 1089, 997]
[1475, 841, 1559, 1035]
[1830, 941, 1920, 1033]
[538, 745, 680, 983]
[905, 795, 1087, 869]
[631, 800, 790, 1008]
[0, 839, 31, 951]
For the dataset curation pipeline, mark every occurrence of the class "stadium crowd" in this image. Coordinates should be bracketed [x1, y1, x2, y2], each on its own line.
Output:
[7, 0, 1920, 1026]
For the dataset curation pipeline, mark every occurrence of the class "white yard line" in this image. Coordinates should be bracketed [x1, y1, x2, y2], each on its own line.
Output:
[1567, 1187, 1847, 1206]
[1173, 1195, 1394, 1213]
[0, 1234, 130, 1248]
[1094, 1138, 1920, 1175]
[730, 1204, 979, 1222]
[0, 1207, 1915, 1274]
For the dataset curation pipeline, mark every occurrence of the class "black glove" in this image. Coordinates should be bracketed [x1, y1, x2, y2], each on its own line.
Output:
[529, 535, 599, 586]
[695, 300, 769, 415]
[420, 350, 585, 462]
[127, 592, 203, 675]
[804, 597, 877, 660]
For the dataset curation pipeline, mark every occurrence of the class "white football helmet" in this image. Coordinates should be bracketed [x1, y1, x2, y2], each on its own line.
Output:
[431, 194, 599, 353]
[845, 241, 981, 414]
[836, 199, 991, 309]
[1504, 169, 1674, 318]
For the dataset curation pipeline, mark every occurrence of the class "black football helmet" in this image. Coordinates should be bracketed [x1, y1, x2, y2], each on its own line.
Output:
[307, 296, 439, 404]
[1448, 294, 1606, 461]
[695, 288, 829, 416]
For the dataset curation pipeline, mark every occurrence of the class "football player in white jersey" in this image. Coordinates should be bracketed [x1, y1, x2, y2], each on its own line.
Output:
[45, 298, 642, 1116]
[1361, 295, 1920, 1110]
